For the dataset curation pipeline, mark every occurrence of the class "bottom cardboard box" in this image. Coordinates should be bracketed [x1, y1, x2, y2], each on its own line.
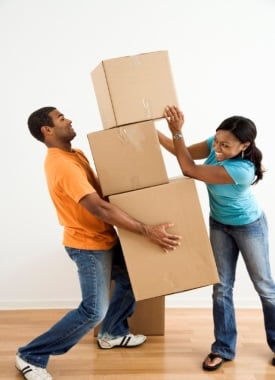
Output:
[109, 176, 219, 301]
[94, 295, 165, 336]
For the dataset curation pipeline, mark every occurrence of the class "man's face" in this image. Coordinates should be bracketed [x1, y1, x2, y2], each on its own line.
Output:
[48, 109, 76, 142]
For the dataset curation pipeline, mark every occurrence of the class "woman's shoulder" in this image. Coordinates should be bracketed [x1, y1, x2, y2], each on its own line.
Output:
[224, 159, 255, 185]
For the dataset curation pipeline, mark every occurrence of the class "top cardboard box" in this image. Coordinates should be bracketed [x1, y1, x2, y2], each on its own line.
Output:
[91, 51, 178, 129]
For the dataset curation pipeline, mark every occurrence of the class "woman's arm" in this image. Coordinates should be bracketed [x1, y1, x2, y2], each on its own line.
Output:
[158, 130, 210, 160]
[164, 106, 234, 184]
[157, 130, 175, 154]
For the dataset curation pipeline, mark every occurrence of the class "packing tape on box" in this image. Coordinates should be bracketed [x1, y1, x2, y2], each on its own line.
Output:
[142, 98, 152, 119]
[131, 54, 142, 66]
[117, 127, 144, 152]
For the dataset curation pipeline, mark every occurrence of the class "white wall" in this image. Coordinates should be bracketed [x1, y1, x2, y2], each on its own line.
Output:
[1, 0, 275, 309]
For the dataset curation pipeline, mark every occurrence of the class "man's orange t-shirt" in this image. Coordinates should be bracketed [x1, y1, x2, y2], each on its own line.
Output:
[44, 148, 117, 250]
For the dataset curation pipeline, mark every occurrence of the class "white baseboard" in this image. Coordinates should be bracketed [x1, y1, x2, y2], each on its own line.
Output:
[165, 297, 261, 309]
[0, 299, 80, 310]
[0, 297, 261, 310]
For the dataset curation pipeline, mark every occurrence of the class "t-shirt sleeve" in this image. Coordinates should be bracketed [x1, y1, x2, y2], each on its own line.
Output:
[206, 136, 214, 149]
[223, 161, 255, 185]
[58, 162, 97, 203]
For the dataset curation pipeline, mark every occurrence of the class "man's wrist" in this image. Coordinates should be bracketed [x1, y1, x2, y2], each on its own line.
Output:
[139, 223, 149, 236]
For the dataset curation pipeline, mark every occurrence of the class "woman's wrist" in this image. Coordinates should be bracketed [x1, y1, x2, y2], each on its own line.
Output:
[172, 132, 183, 140]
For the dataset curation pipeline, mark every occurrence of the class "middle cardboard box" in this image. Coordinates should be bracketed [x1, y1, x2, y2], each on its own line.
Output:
[87, 120, 168, 196]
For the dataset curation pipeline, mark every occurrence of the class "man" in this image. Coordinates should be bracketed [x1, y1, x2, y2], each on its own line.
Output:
[16, 107, 181, 380]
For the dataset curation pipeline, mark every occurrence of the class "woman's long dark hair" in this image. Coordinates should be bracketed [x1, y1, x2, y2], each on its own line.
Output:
[216, 116, 264, 184]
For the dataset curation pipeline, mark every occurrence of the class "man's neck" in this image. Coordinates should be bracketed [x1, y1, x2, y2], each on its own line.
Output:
[46, 141, 73, 152]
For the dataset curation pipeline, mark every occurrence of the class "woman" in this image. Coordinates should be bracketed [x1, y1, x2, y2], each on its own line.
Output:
[159, 105, 275, 371]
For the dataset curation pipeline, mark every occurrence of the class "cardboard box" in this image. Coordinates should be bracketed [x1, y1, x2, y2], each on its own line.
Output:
[91, 50, 178, 129]
[109, 177, 219, 301]
[94, 295, 165, 336]
[87, 121, 168, 196]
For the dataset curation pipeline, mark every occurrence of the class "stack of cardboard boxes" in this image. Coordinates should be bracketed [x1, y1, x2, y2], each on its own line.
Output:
[88, 51, 219, 336]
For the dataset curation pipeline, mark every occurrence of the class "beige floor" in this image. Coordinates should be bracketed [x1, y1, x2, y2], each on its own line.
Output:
[0, 308, 274, 379]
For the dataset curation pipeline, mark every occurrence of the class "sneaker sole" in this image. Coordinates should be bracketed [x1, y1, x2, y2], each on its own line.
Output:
[97, 337, 146, 349]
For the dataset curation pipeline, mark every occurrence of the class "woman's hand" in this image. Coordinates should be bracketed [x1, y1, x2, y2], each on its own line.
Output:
[164, 105, 184, 135]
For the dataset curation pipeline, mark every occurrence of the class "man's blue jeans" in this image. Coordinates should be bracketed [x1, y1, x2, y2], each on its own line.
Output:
[18, 242, 135, 368]
[210, 213, 275, 359]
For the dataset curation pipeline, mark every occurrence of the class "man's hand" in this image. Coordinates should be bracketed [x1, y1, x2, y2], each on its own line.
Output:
[141, 223, 181, 253]
[80, 193, 181, 252]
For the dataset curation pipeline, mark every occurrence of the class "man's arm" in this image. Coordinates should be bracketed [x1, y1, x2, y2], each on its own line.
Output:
[79, 192, 181, 252]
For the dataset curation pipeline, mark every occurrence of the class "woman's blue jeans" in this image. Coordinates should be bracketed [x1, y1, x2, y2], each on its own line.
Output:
[210, 213, 275, 359]
[17, 242, 135, 368]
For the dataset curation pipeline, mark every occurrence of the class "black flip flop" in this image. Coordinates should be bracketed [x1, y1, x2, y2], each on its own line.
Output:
[202, 353, 227, 371]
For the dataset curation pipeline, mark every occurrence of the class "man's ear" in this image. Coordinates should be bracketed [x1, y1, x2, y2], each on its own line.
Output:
[41, 125, 53, 137]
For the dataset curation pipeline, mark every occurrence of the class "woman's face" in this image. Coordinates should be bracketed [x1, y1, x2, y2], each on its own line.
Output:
[213, 130, 250, 162]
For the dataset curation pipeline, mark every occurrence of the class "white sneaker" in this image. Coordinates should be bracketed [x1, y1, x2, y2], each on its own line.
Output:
[15, 354, 52, 380]
[97, 333, 147, 349]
